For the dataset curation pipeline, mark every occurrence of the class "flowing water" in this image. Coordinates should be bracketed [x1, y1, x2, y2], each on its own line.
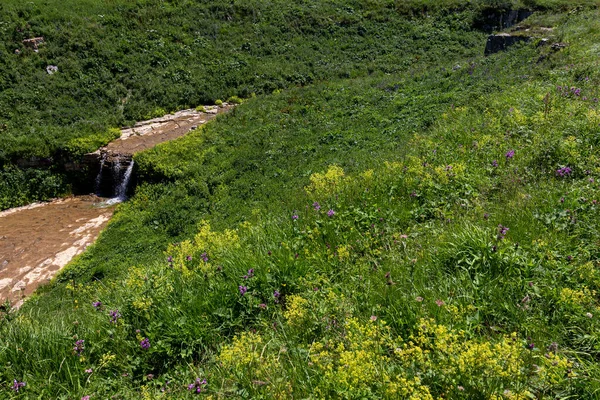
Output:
[0, 104, 233, 306]
[105, 159, 135, 205]
[94, 153, 107, 194]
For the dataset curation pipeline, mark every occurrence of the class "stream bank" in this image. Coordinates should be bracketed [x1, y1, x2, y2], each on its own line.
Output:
[0, 104, 233, 306]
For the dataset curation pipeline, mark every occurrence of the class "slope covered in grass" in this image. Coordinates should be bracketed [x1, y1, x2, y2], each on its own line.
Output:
[1, 0, 596, 209]
[2, 3, 600, 400]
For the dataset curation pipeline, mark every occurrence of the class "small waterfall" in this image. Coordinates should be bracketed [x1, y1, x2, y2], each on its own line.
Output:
[94, 153, 107, 194]
[115, 160, 134, 201]
[96, 155, 135, 205]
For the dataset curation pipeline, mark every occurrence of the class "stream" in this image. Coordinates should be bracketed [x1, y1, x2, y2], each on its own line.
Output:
[0, 104, 232, 306]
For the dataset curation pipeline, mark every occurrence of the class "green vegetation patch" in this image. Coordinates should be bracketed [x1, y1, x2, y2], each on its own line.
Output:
[2, 3, 600, 400]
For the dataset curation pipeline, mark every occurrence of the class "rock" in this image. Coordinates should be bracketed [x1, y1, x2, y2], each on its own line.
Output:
[46, 65, 59, 75]
[0, 278, 12, 291]
[477, 9, 533, 33]
[22, 37, 45, 50]
[485, 33, 531, 55]
[538, 38, 550, 47]
[11, 280, 26, 292]
[551, 42, 568, 51]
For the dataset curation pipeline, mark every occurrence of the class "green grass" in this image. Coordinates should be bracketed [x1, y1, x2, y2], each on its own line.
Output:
[2, 3, 600, 399]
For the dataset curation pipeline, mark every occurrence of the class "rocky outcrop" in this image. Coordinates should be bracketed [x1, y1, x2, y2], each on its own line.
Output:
[477, 9, 533, 33]
[485, 33, 531, 55]
[22, 37, 44, 52]
[82, 104, 233, 196]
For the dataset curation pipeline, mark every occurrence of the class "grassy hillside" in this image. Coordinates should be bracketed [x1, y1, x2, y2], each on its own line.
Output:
[2, 1, 600, 399]
[0, 0, 595, 209]
[0, 0, 490, 209]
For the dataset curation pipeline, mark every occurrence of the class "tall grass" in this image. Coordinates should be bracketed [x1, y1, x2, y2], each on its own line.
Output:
[2, 4, 600, 400]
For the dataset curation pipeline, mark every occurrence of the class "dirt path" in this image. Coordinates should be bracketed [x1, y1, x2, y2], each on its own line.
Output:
[0, 196, 114, 306]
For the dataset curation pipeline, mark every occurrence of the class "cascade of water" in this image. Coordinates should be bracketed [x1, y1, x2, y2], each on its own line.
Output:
[115, 160, 134, 201]
[94, 153, 107, 195]
[111, 155, 121, 196]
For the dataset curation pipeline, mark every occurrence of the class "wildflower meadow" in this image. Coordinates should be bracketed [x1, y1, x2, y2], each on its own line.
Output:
[2, 2, 600, 399]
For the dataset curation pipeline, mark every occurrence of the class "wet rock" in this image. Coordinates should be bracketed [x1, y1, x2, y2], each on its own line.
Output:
[11, 280, 26, 292]
[485, 33, 531, 55]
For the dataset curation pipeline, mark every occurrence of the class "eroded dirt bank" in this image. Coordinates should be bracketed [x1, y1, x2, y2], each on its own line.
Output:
[0, 196, 114, 306]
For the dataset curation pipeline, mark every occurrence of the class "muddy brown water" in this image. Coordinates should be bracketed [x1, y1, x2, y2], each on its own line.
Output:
[0, 104, 233, 306]
[0, 196, 114, 306]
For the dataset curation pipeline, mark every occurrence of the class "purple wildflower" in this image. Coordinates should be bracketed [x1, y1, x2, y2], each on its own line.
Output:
[505, 149, 515, 159]
[109, 309, 121, 324]
[73, 339, 85, 357]
[140, 338, 150, 350]
[292, 214, 298, 220]
[556, 166, 572, 177]
[497, 224, 509, 240]
[492, 160, 498, 167]
[186, 255, 192, 261]
[81, 396, 90, 400]
[92, 301, 102, 310]
[327, 209, 335, 217]
[239, 285, 248, 296]
[188, 378, 207, 394]
[273, 290, 281, 303]
[167, 256, 173, 263]
[200, 252, 209, 262]
[313, 202, 321, 211]
[11, 380, 26, 392]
